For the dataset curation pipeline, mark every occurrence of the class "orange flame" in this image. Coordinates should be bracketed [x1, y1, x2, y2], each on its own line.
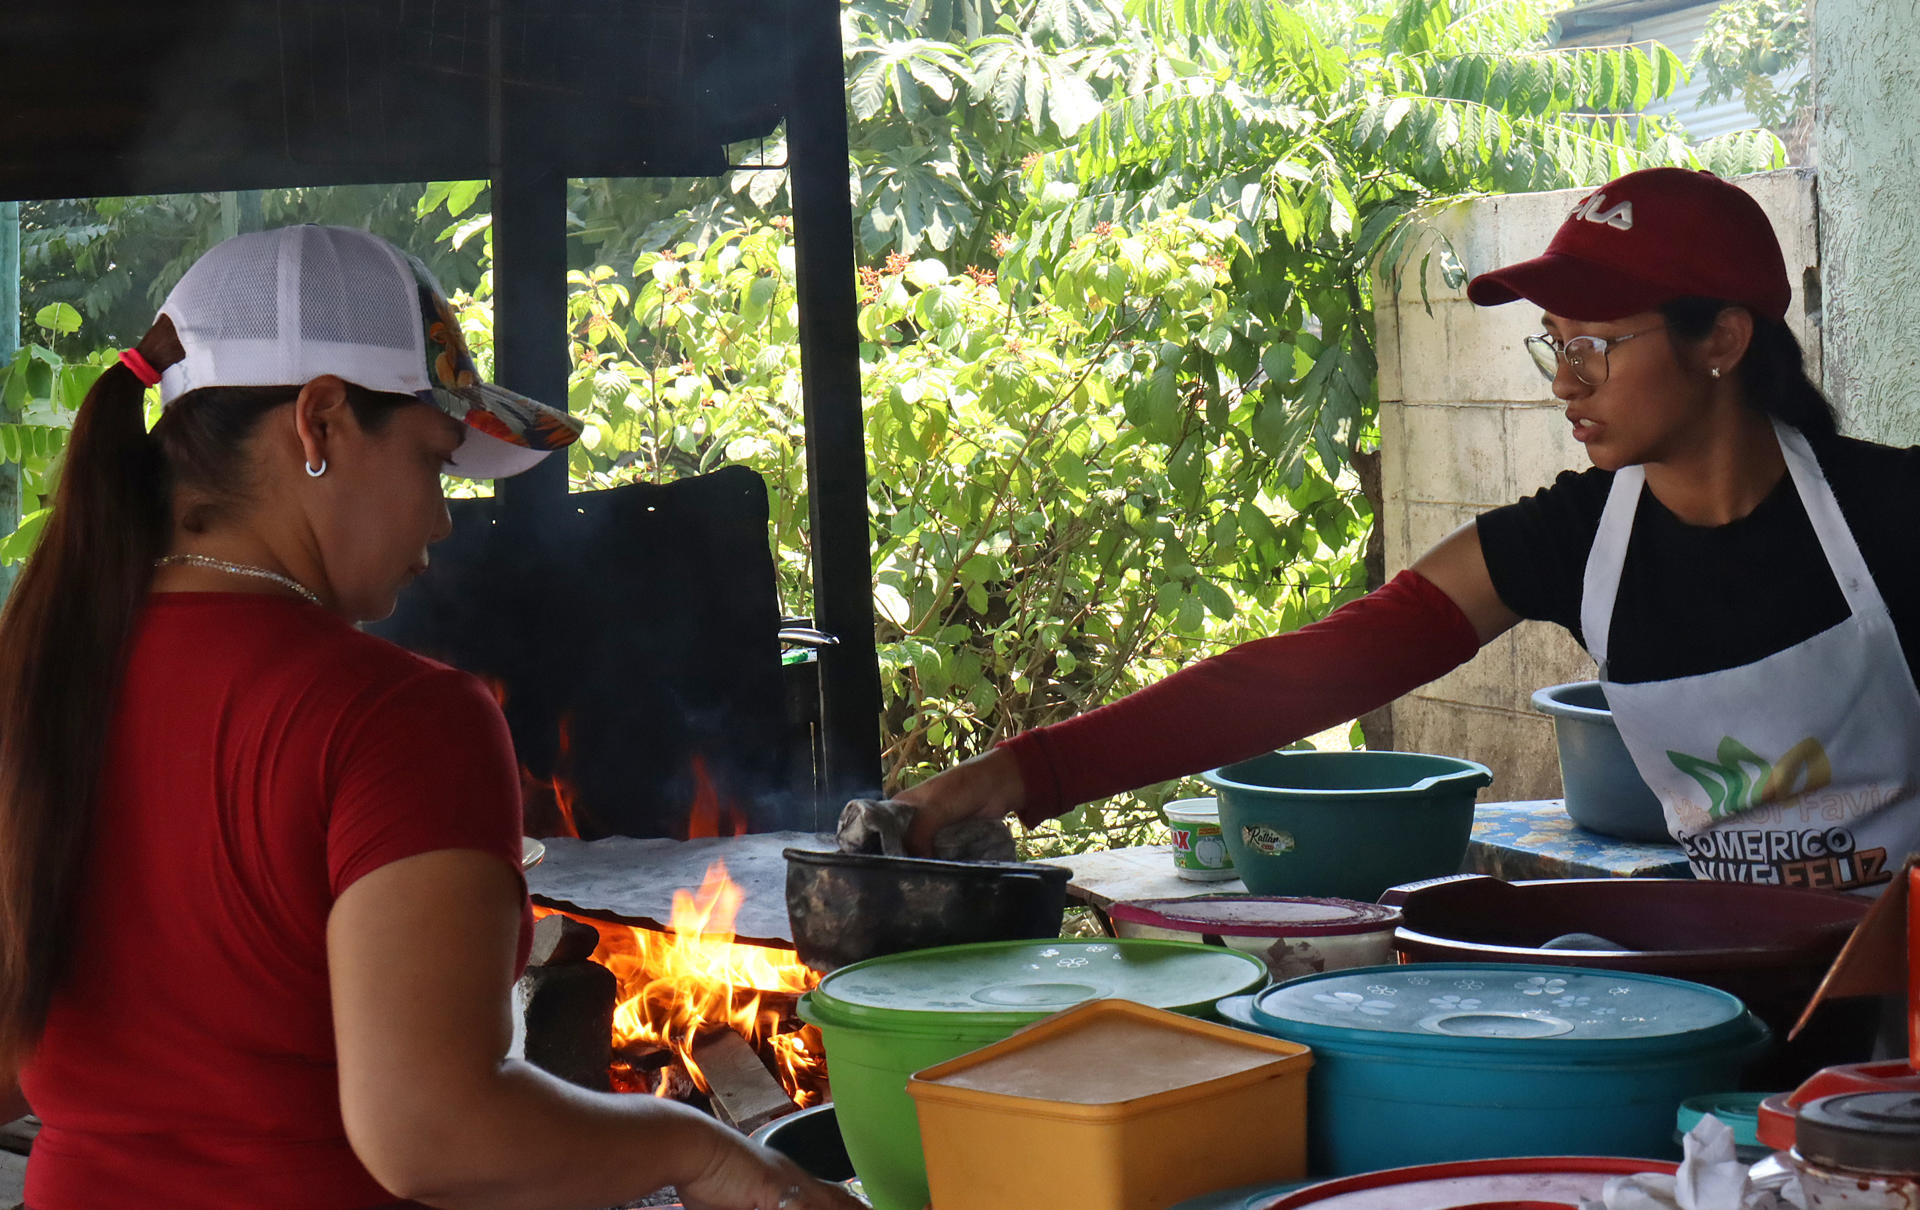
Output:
[583, 861, 827, 1105]
[548, 718, 582, 839]
[685, 754, 748, 839]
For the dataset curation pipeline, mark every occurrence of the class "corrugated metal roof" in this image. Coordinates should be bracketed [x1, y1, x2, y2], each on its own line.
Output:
[1555, 0, 1801, 144]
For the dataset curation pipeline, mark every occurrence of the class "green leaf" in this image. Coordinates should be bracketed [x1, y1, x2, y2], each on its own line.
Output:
[445, 179, 487, 218]
[1194, 577, 1235, 620]
[0, 507, 51, 566]
[34, 303, 81, 337]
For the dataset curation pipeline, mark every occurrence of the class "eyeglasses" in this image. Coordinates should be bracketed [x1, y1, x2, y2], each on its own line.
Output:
[1524, 324, 1666, 387]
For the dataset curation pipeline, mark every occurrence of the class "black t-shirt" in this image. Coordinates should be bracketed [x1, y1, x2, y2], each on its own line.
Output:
[1476, 432, 1920, 685]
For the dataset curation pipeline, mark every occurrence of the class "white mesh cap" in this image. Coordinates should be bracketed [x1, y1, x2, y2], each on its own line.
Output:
[157, 225, 581, 479]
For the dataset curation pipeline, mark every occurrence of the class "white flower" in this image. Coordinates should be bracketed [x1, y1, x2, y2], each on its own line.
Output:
[1518, 976, 1567, 996]
[1429, 994, 1483, 1010]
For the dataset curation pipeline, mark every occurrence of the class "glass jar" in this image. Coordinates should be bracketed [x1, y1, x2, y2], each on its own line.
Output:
[1790, 1092, 1920, 1209]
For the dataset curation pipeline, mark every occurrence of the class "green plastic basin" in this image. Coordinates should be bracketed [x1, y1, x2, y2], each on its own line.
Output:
[1201, 750, 1492, 900]
[797, 937, 1268, 1210]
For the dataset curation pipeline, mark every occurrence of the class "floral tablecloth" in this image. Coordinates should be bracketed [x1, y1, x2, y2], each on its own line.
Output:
[1468, 799, 1692, 880]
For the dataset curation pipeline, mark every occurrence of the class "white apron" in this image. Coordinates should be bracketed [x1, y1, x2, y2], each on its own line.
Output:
[1582, 420, 1920, 894]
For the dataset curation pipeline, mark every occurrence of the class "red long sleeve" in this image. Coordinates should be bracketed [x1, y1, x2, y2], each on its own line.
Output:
[1000, 569, 1482, 822]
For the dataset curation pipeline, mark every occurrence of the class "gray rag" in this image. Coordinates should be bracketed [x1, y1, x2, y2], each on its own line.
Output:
[837, 798, 1018, 863]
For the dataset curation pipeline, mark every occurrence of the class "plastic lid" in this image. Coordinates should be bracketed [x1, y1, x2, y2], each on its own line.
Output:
[1109, 895, 1402, 939]
[1757, 1061, 1920, 1150]
[1264, 1157, 1677, 1209]
[1249, 962, 1764, 1059]
[1795, 1092, 1920, 1175]
[1677, 1092, 1769, 1149]
[1163, 797, 1219, 823]
[910, 999, 1308, 1107]
[808, 938, 1266, 1032]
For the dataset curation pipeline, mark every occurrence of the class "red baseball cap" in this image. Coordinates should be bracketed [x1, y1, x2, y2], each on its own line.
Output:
[1466, 167, 1791, 322]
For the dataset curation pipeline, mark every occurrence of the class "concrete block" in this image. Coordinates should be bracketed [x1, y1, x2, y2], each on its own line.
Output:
[1511, 620, 1594, 682]
[1503, 406, 1588, 501]
[1398, 402, 1506, 506]
[513, 960, 616, 1092]
[1452, 302, 1552, 406]
[1392, 697, 1565, 803]
[1390, 298, 1453, 403]
[1394, 501, 1480, 574]
[1508, 621, 1597, 713]
[1379, 400, 1410, 507]
[1498, 716, 1570, 802]
[1421, 627, 1520, 711]
[1489, 187, 1586, 273]
[1374, 295, 1404, 403]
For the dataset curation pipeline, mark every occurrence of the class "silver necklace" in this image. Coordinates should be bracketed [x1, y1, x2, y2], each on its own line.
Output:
[153, 554, 322, 606]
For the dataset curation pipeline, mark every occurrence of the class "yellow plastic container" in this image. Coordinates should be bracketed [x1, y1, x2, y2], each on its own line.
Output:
[906, 998, 1312, 1210]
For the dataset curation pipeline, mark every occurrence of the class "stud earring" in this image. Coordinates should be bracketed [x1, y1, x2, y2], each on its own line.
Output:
[1709, 367, 1721, 379]
[306, 459, 328, 478]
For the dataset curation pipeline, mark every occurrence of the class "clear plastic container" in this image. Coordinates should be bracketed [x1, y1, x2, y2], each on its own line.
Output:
[1790, 1092, 1920, 1208]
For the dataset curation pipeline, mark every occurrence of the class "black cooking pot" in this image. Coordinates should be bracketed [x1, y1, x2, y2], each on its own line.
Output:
[749, 1103, 855, 1182]
[783, 847, 1072, 972]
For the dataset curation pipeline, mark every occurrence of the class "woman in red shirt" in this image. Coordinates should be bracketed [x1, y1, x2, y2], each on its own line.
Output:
[0, 225, 858, 1210]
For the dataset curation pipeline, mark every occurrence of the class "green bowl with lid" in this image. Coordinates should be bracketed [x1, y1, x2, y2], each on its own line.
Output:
[798, 937, 1267, 1210]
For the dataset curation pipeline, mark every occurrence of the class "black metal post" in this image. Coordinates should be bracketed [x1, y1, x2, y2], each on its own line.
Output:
[492, 115, 571, 510]
[788, 0, 882, 813]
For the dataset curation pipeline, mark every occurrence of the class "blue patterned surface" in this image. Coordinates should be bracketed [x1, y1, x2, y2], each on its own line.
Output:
[1468, 800, 1692, 880]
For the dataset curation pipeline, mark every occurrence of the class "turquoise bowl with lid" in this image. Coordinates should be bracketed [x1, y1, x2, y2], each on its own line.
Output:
[799, 937, 1267, 1210]
[1217, 961, 1770, 1174]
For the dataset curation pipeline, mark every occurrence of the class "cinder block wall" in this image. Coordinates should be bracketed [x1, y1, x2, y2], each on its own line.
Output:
[1373, 170, 1820, 801]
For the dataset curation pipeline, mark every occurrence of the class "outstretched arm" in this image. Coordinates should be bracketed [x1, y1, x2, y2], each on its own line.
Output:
[901, 522, 1517, 853]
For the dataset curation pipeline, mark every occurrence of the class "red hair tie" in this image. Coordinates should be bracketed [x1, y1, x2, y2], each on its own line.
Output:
[119, 348, 163, 387]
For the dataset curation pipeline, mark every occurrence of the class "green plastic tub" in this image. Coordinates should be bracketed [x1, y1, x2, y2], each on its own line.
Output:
[1201, 750, 1492, 900]
[797, 937, 1268, 1210]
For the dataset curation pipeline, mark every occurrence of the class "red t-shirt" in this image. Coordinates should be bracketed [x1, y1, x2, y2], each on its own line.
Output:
[20, 593, 533, 1210]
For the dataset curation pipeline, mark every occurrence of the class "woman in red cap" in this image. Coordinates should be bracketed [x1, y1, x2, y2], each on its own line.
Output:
[903, 167, 1919, 897]
[0, 226, 861, 1210]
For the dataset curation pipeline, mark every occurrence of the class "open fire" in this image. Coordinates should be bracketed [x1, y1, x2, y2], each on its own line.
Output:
[581, 864, 827, 1106]
[512, 695, 827, 1108]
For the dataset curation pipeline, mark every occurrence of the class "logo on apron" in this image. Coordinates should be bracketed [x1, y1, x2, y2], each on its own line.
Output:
[1667, 735, 1832, 821]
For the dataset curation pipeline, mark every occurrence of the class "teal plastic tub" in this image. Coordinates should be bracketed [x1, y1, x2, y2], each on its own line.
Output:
[797, 937, 1268, 1210]
[1201, 751, 1492, 900]
[1217, 962, 1770, 1175]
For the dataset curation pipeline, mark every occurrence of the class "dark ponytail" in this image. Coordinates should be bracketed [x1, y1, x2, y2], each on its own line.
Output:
[0, 342, 168, 1068]
[0, 316, 416, 1067]
[1660, 296, 1837, 440]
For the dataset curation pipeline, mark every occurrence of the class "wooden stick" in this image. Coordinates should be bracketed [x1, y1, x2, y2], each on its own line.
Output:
[691, 1031, 798, 1134]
